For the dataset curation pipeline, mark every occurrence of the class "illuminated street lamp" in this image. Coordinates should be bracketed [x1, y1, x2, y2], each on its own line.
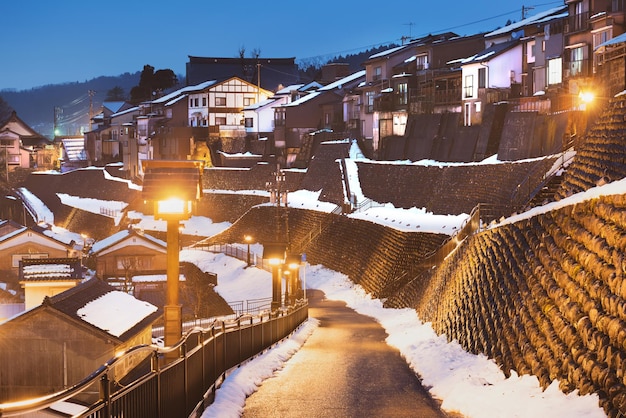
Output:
[141, 160, 203, 357]
[244, 235, 253, 267]
[263, 243, 286, 311]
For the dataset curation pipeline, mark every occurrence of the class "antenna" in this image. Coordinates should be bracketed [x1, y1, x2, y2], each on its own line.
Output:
[403, 22, 415, 40]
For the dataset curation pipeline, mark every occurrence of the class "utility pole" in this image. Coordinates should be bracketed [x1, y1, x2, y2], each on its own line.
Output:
[88, 90, 96, 131]
[522, 5, 534, 19]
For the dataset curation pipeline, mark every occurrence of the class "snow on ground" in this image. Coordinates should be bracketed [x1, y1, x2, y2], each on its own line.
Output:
[195, 255, 605, 418]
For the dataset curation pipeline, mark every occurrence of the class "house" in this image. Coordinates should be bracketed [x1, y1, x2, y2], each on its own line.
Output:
[0, 277, 161, 402]
[84, 102, 139, 176]
[274, 71, 365, 166]
[186, 55, 300, 92]
[0, 223, 78, 293]
[19, 257, 84, 310]
[460, 39, 523, 126]
[358, 43, 418, 151]
[0, 111, 55, 172]
[566, 0, 626, 99]
[242, 82, 323, 159]
[595, 31, 626, 96]
[89, 229, 167, 287]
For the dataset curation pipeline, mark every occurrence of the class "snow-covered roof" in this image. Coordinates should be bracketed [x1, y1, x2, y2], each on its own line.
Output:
[62, 137, 87, 162]
[486, 6, 568, 38]
[368, 45, 407, 60]
[76, 290, 158, 337]
[282, 91, 321, 107]
[90, 229, 166, 254]
[461, 39, 520, 65]
[151, 80, 217, 104]
[596, 32, 626, 50]
[318, 70, 366, 91]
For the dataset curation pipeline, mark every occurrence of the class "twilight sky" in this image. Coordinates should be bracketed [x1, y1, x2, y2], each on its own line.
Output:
[0, 0, 563, 91]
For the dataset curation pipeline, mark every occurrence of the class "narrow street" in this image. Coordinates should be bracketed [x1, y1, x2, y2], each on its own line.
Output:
[242, 289, 454, 418]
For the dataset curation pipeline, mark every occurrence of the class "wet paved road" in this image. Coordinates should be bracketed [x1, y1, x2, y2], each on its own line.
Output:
[242, 289, 455, 418]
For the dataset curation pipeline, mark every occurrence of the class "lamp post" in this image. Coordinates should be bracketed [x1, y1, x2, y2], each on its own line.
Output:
[244, 235, 253, 267]
[141, 160, 203, 360]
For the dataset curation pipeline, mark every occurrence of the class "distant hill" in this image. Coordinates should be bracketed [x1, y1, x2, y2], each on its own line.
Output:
[0, 73, 143, 139]
[0, 45, 395, 140]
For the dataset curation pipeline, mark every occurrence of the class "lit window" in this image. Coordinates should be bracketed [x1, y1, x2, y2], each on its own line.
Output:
[464, 75, 474, 98]
[245, 118, 253, 128]
[244, 97, 254, 106]
[548, 57, 562, 85]
[215, 116, 226, 125]
[216, 97, 226, 106]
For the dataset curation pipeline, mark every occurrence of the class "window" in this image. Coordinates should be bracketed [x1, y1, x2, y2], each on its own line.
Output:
[202, 97, 207, 106]
[548, 57, 562, 85]
[593, 29, 612, 50]
[245, 118, 253, 128]
[464, 75, 474, 98]
[478, 68, 486, 89]
[216, 97, 226, 106]
[193, 98, 199, 107]
[570, 46, 584, 76]
[416, 55, 429, 70]
[373, 66, 382, 81]
[366, 91, 375, 113]
[215, 117, 226, 125]
[527, 40, 536, 64]
[397, 82, 408, 105]
[12, 253, 48, 268]
[243, 97, 254, 106]
[0, 139, 13, 147]
[274, 109, 285, 126]
[189, 98, 193, 107]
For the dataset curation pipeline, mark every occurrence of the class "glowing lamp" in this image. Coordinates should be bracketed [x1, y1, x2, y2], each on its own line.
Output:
[579, 91, 594, 104]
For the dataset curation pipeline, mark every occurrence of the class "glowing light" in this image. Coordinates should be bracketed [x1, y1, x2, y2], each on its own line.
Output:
[579, 91, 595, 103]
[157, 198, 186, 215]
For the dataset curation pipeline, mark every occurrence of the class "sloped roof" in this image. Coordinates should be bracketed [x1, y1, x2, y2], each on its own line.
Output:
[62, 137, 87, 161]
[90, 229, 166, 254]
[44, 277, 161, 342]
[486, 6, 568, 38]
[0, 111, 51, 146]
[461, 39, 520, 65]
[20, 257, 83, 283]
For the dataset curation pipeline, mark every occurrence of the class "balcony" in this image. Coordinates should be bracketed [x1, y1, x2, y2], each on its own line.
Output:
[565, 58, 591, 78]
[565, 11, 589, 33]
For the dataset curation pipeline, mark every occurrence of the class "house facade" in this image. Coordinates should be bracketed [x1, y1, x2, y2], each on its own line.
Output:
[89, 229, 167, 285]
[461, 40, 523, 126]
[0, 111, 54, 172]
[0, 225, 76, 288]
[0, 278, 160, 402]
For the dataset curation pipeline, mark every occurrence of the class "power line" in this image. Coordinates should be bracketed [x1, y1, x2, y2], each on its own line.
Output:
[297, 1, 563, 63]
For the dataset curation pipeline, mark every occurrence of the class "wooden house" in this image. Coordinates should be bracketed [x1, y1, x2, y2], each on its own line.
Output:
[0, 111, 55, 172]
[89, 229, 167, 285]
[19, 257, 84, 310]
[0, 277, 161, 402]
[0, 224, 76, 289]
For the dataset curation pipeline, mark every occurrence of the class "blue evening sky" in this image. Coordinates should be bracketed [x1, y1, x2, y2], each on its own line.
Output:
[0, 0, 563, 91]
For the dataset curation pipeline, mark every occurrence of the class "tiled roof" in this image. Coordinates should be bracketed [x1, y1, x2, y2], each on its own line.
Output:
[45, 278, 161, 342]
[20, 258, 83, 282]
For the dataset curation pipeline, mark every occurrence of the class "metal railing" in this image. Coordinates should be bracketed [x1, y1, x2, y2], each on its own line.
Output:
[0, 302, 309, 418]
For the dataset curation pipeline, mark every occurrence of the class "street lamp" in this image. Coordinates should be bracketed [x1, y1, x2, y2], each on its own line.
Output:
[141, 160, 203, 358]
[263, 243, 286, 311]
[244, 235, 253, 267]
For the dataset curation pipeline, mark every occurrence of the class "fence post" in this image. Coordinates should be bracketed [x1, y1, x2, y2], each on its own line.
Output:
[99, 372, 110, 418]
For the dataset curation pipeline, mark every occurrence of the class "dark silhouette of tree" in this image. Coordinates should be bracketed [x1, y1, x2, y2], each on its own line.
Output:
[0, 95, 13, 123]
[130, 65, 178, 104]
[105, 86, 126, 101]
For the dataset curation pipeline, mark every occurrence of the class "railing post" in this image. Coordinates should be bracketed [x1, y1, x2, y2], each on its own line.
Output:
[99, 372, 111, 418]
